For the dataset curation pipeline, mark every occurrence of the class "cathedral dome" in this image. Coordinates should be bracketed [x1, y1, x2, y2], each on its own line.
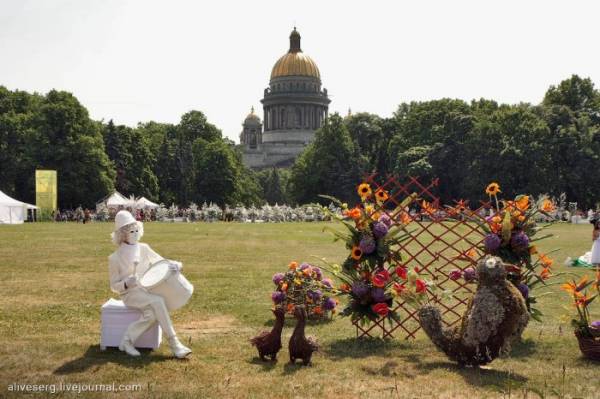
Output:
[270, 28, 321, 80]
[244, 107, 261, 124]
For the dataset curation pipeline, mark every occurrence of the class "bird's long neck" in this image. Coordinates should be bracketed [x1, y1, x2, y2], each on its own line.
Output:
[292, 315, 306, 337]
[272, 313, 284, 334]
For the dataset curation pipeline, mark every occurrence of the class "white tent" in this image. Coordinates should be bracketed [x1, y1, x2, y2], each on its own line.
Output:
[135, 197, 159, 209]
[105, 191, 129, 208]
[0, 190, 38, 224]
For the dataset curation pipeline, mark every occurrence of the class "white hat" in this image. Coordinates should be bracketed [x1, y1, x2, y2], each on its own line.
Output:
[114, 210, 137, 231]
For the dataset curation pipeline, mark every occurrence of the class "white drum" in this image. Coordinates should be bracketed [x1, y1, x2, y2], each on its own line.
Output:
[140, 260, 194, 311]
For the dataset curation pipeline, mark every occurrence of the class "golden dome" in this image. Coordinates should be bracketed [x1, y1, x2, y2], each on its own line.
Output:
[270, 28, 321, 80]
[244, 106, 260, 123]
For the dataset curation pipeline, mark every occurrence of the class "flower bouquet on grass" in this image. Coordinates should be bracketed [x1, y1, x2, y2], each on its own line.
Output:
[561, 273, 600, 360]
[462, 182, 560, 321]
[317, 182, 416, 326]
[271, 261, 338, 319]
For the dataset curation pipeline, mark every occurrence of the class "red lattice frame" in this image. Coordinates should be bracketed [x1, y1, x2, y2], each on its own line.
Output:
[352, 174, 493, 339]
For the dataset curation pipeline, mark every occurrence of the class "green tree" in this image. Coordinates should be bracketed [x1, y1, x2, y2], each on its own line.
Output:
[290, 113, 359, 204]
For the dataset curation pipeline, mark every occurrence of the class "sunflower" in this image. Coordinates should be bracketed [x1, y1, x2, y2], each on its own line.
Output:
[357, 183, 372, 199]
[375, 188, 389, 204]
[485, 182, 501, 196]
[351, 246, 363, 260]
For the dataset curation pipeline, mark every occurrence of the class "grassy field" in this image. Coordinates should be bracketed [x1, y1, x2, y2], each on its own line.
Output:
[0, 222, 599, 398]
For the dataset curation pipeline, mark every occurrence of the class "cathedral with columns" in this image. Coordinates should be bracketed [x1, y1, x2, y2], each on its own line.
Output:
[240, 28, 330, 168]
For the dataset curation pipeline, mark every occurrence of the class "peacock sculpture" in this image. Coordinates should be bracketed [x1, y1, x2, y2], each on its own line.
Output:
[419, 256, 529, 366]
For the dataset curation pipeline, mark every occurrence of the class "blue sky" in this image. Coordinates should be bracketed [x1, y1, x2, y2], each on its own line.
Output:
[2, 0, 599, 141]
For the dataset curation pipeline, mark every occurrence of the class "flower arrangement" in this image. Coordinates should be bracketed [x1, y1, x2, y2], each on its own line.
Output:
[561, 272, 600, 360]
[271, 261, 338, 319]
[462, 182, 558, 321]
[318, 183, 416, 325]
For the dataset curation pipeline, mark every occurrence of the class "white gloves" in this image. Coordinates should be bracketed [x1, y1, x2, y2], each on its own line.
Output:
[168, 261, 183, 272]
[124, 275, 138, 289]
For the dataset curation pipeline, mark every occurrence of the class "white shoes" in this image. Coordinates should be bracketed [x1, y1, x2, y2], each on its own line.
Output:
[168, 336, 192, 358]
[119, 337, 141, 357]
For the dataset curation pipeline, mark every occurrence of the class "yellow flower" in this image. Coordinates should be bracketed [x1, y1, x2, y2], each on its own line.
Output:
[375, 189, 389, 204]
[357, 183, 372, 200]
[485, 182, 501, 196]
[365, 205, 375, 215]
[294, 278, 302, 286]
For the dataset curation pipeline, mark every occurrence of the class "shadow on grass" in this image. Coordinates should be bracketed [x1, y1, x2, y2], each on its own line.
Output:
[262, 317, 334, 328]
[247, 357, 279, 372]
[509, 338, 537, 358]
[325, 337, 410, 359]
[392, 354, 529, 391]
[54, 345, 175, 374]
[282, 361, 312, 374]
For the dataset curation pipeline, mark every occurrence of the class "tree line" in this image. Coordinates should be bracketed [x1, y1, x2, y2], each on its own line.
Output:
[1, 75, 599, 210]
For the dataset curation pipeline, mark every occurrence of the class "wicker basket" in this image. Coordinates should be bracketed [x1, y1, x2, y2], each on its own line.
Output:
[575, 330, 600, 361]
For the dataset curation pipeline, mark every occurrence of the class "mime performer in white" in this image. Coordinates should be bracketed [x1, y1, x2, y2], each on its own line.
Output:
[108, 210, 192, 358]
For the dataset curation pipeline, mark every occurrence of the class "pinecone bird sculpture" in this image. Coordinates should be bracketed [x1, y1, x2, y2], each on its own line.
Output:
[288, 306, 318, 365]
[250, 307, 285, 361]
[419, 256, 529, 366]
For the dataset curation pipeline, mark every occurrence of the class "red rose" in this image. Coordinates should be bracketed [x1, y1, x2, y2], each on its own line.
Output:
[396, 267, 408, 280]
[372, 269, 390, 288]
[372, 302, 389, 317]
[415, 279, 427, 293]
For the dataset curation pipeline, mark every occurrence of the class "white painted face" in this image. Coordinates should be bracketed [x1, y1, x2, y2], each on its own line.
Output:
[124, 224, 140, 244]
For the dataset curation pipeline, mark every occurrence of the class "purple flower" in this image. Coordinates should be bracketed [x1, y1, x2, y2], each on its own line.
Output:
[371, 287, 386, 302]
[484, 234, 501, 252]
[321, 278, 333, 288]
[463, 267, 478, 282]
[271, 291, 286, 303]
[379, 214, 393, 227]
[591, 320, 600, 329]
[359, 235, 376, 254]
[373, 222, 389, 239]
[308, 289, 322, 301]
[449, 269, 463, 281]
[351, 281, 369, 297]
[299, 262, 312, 272]
[511, 231, 529, 249]
[517, 283, 529, 299]
[313, 267, 322, 280]
[272, 273, 285, 286]
[323, 297, 337, 310]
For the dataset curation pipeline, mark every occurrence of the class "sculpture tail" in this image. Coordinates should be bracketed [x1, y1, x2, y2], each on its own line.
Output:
[418, 304, 452, 352]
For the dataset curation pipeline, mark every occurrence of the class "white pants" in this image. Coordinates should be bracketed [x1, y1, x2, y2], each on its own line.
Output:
[121, 287, 176, 344]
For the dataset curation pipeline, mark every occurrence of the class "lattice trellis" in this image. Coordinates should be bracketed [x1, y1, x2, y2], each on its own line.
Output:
[353, 174, 493, 339]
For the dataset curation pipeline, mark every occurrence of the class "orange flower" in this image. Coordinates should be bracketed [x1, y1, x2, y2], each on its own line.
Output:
[357, 183, 372, 199]
[375, 189, 389, 204]
[289, 261, 298, 270]
[465, 248, 477, 259]
[491, 214, 502, 224]
[542, 199, 555, 213]
[515, 195, 530, 211]
[339, 283, 350, 292]
[485, 182, 501, 196]
[421, 200, 437, 215]
[540, 267, 551, 280]
[343, 207, 361, 220]
[400, 212, 412, 225]
[313, 306, 323, 315]
[287, 303, 295, 313]
[281, 283, 288, 292]
[539, 253, 553, 268]
[561, 277, 587, 298]
[351, 246, 363, 260]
